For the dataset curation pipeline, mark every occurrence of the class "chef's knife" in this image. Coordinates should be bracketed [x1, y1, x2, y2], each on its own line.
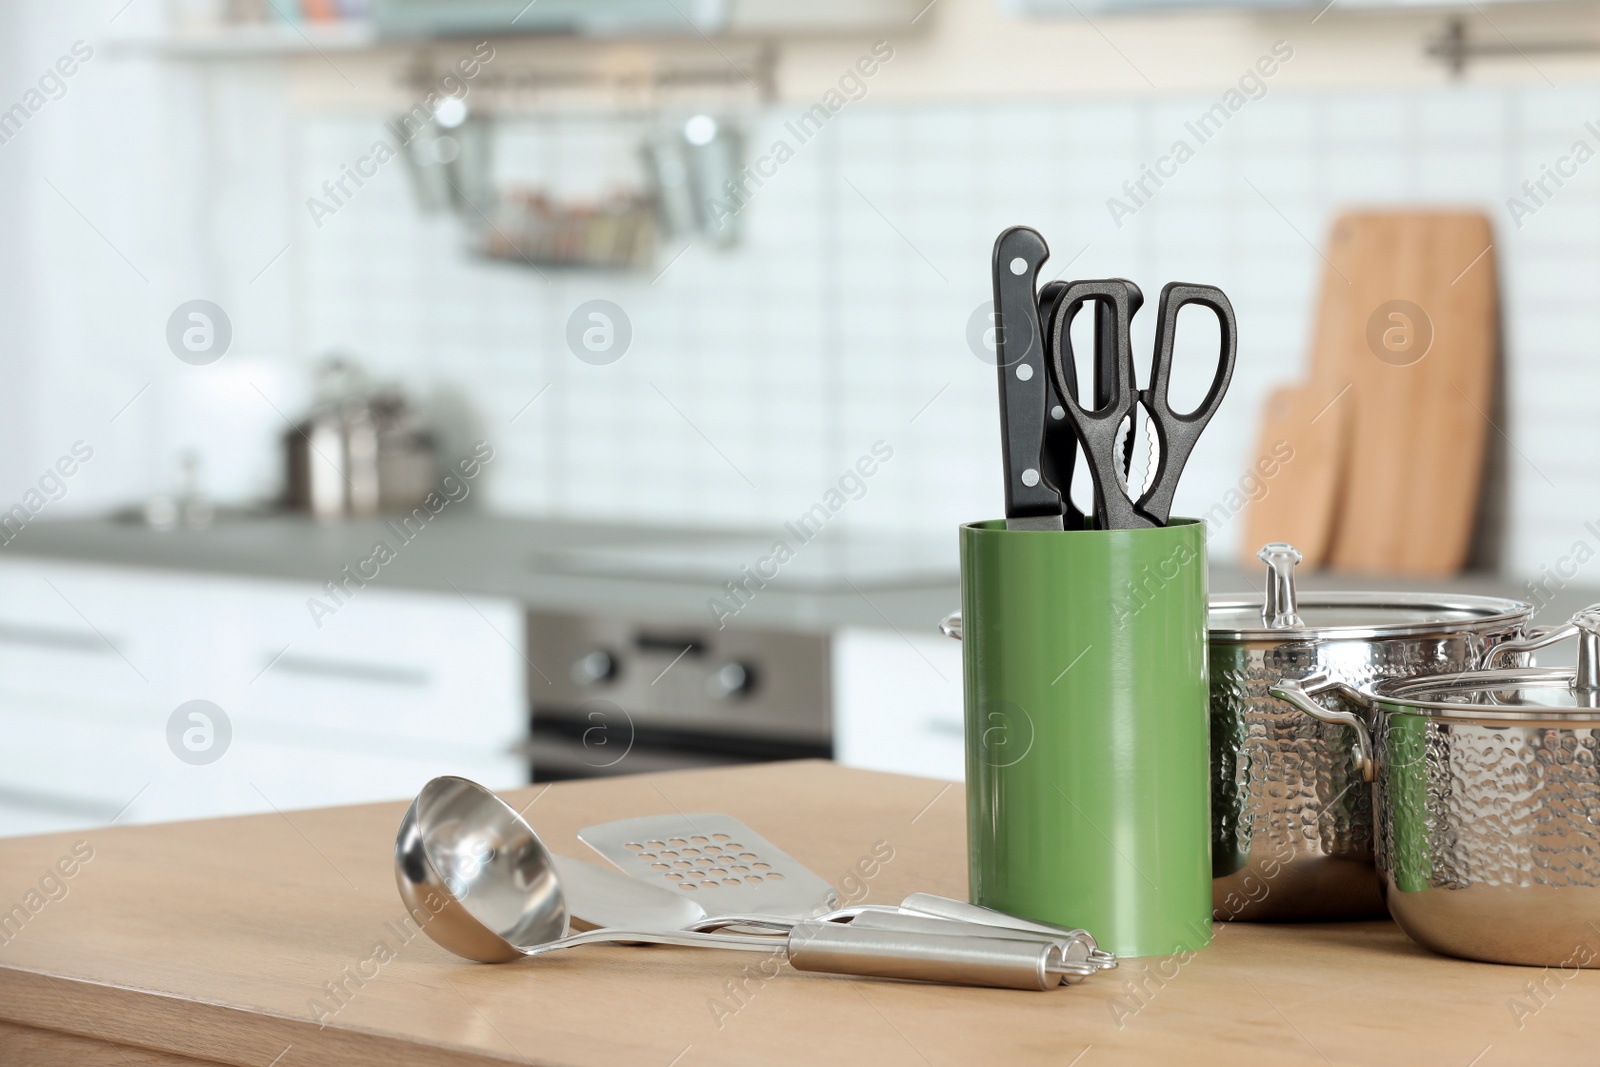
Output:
[993, 226, 1062, 531]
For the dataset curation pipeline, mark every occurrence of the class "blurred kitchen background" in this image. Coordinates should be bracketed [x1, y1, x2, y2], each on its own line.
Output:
[2, 0, 1599, 835]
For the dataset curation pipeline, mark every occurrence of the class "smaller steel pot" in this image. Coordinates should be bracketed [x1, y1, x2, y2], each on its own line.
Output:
[1273, 607, 1600, 968]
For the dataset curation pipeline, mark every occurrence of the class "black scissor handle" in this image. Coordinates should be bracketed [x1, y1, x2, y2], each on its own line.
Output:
[992, 226, 1060, 525]
[1047, 279, 1154, 531]
[1097, 280, 1144, 480]
[1092, 280, 1144, 411]
[1137, 282, 1238, 527]
[1037, 279, 1084, 529]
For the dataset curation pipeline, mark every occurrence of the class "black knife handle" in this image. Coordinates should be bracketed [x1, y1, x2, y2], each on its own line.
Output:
[993, 227, 1059, 525]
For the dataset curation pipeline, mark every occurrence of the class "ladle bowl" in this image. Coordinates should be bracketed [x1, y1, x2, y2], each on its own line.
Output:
[396, 775, 567, 963]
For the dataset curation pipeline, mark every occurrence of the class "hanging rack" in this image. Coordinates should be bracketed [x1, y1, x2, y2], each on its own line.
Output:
[1426, 16, 1600, 77]
[399, 42, 777, 116]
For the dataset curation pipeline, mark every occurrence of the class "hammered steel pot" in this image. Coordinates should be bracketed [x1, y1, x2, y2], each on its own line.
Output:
[1208, 544, 1532, 922]
[1272, 608, 1600, 967]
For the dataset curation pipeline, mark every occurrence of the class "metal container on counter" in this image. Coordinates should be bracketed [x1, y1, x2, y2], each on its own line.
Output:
[1271, 607, 1600, 966]
[285, 360, 439, 521]
[1207, 543, 1532, 921]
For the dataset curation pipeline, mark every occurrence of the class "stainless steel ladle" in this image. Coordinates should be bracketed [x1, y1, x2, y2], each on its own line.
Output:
[395, 776, 781, 963]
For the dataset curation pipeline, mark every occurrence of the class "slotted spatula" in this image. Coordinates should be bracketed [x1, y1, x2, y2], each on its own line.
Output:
[577, 813, 839, 920]
[575, 814, 1114, 972]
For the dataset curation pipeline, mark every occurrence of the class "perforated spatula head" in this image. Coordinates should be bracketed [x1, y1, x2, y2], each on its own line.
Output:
[577, 814, 838, 920]
[551, 854, 708, 932]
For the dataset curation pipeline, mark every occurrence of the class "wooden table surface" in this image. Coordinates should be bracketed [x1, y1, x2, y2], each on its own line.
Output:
[0, 760, 1594, 1067]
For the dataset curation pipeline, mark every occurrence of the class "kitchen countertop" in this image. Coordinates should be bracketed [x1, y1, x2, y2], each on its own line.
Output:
[9, 514, 963, 635]
[10, 514, 1596, 639]
[1, 761, 1595, 1066]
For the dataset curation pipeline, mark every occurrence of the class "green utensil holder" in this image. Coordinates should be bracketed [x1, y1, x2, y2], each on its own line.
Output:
[959, 518, 1212, 959]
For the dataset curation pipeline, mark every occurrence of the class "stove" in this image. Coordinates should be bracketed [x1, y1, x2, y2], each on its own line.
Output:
[523, 529, 954, 781]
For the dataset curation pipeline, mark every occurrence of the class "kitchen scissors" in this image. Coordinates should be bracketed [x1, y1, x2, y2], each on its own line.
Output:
[1045, 278, 1237, 530]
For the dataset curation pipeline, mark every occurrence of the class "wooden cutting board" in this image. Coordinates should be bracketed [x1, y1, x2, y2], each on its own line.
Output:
[1325, 211, 1498, 575]
[1238, 225, 1359, 568]
[1238, 381, 1350, 567]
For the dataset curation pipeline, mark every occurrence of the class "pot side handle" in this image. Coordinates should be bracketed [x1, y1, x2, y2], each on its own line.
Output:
[1485, 625, 1564, 668]
[1485, 605, 1600, 671]
[940, 611, 962, 641]
[1269, 675, 1376, 783]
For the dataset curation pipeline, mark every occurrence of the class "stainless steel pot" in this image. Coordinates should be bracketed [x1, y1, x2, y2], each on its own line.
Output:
[1272, 608, 1600, 967]
[285, 361, 439, 521]
[1208, 544, 1532, 922]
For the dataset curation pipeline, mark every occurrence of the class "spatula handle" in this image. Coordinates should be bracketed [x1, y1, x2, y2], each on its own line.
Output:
[898, 893, 1095, 945]
[783, 920, 1080, 991]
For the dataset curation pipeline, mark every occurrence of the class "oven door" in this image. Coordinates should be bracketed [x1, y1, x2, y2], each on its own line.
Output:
[525, 610, 832, 782]
[525, 712, 830, 781]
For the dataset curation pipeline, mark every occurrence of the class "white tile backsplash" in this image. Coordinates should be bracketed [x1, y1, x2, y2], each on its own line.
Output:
[6, 6, 1600, 582]
[266, 84, 1600, 573]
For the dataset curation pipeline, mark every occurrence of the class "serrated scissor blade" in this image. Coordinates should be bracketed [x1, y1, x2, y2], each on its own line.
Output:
[1142, 412, 1161, 497]
[1112, 419, 1131, 494]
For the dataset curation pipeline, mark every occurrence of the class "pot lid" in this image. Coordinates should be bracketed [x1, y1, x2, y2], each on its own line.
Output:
[1208, 543, 1529, 640]
[1368, 607, 1600, 716]
[1373, 670, 1600, 715]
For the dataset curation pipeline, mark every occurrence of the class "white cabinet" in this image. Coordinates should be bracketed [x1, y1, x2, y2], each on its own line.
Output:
[831, 627, 965, 781]
[0, 559, 526, 837]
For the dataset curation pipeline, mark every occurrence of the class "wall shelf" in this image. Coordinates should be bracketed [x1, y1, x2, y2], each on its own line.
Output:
[398, 43, 776, 112]
[108, 21, 377, 59]
[1425, 15, 1600, 75]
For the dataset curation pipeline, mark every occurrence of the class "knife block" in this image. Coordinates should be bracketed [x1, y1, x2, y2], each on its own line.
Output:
[958, 519, 1211, 958]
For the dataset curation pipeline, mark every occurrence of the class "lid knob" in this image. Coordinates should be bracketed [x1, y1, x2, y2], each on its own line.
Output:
[1258, 542, 1304, 629]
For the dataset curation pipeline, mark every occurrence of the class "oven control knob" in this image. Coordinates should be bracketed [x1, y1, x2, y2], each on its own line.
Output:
[572, 649, 618, 686]
[706, 662, 755, 701]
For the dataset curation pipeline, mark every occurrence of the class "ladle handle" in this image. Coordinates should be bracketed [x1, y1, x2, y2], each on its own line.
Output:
[784, 920, 1089, 991]
[546, 922, 1092, 989]
[523, 928, 783, 957]
[838, 912, 1107, 975]
[690, 904, 1117, 972]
